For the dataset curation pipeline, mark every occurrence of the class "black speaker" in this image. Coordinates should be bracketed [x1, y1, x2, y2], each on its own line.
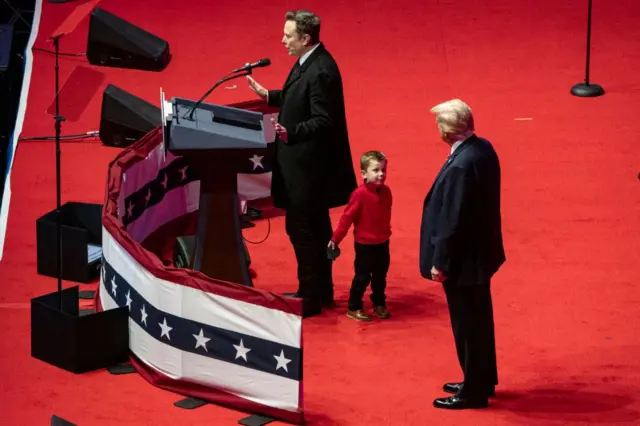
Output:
[31, 286, 130, 374]
[36, 202, 103, 283]
[86, 7, 171, 72]
[99, 84, 161, 147]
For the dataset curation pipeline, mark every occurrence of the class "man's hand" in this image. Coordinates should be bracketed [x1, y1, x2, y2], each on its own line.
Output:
[271, 117, 289, 143]
[247, 76, 268, 100]
[328, 241, 337, 250]
[430, 266, 447, 283]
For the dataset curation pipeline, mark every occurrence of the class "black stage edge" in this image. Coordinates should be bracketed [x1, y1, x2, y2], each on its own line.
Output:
[51, 415, 77, 426]
[238, 414, 276, 426]
[31, 286, 129, 373]
[570, 0, 604, 97]
[174, 397, 208, 409]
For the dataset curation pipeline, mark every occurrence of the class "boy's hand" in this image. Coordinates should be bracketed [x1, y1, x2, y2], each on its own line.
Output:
[327, 241, 341, 261]
[430, 266, 447, 282]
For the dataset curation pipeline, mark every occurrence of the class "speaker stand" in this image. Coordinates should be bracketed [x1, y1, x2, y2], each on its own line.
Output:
[571, 0, 604, 97]
[52, 34, 66, 309]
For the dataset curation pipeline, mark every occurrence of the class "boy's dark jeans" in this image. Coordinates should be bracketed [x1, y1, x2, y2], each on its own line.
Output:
[348, 240, 390, 311]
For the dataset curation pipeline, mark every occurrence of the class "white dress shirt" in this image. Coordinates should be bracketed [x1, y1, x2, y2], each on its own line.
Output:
[299, 43, 320, 65]
[450, 132, 474, 154]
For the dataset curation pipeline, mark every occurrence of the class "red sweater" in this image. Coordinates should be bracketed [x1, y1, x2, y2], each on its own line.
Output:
[331, 183, 392, 245]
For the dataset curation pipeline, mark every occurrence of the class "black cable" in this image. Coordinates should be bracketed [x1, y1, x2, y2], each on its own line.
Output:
[32, 47, 86, 57]
[243, 218, 271, 244]
[19, 131, 99, 141]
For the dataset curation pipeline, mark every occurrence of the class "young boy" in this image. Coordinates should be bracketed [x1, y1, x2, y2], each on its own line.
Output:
[328, 151, 392, 321]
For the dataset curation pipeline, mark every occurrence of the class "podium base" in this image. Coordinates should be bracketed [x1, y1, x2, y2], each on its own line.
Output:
[570, 83, 605, 97]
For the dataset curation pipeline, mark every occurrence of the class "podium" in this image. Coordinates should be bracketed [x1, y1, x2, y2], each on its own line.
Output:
[165, 97, 267, 286]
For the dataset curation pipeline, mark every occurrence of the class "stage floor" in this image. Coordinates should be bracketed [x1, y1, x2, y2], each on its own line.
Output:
[1, 0, 639, 424]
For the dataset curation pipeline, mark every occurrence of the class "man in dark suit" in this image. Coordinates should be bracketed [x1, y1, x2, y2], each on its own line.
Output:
[419, 99, 505, 409]
[247, 10, 357, 317]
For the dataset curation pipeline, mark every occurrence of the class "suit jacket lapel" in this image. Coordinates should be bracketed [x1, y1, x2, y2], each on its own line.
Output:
[424, 135, 476, 204]
[282, 43, 325, 92]
[283, 61, 301, 92]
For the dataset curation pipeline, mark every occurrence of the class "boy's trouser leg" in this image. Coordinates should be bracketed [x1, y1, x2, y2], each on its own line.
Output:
[348, 242, 373, 311]
[370, 240, 390, 307]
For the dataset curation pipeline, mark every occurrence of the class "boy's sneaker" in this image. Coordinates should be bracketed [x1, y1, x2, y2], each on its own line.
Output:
[373, 306, 390, 319]
[347, 309, 372, 322]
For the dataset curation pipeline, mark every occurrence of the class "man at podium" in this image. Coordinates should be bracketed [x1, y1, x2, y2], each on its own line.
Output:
[247, 10, 357, 317]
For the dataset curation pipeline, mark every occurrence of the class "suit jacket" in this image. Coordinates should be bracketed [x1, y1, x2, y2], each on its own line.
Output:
[267, 43, 357, 212]
[419, 135, 505, 286]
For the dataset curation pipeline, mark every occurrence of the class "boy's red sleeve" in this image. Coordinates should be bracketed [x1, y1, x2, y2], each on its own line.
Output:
[331, 190, 361, 244]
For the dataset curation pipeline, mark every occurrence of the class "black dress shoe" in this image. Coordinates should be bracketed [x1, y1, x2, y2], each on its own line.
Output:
[284, 292, 335, 306]
[443, 382, 495, 397]
[302, 301, 322, 318]
[433, 396, 488, 410]
[322, 297, 336, 308]
[283, 293, 324, 317]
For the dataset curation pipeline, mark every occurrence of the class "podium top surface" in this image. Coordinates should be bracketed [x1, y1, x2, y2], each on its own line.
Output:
[167, 98, 267, 153]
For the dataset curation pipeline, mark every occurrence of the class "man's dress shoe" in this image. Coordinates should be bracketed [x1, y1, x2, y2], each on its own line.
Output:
[433, 396, 488, 410]
[284, 292, 334, 308]
[283, 293, 321, 318]
[443, 382, 495, 397]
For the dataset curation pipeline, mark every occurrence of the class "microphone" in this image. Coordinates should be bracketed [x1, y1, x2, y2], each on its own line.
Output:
[233, 58, 271, 73]
[182, 59, 271, 120]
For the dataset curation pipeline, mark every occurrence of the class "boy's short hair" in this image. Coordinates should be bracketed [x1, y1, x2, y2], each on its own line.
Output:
[360, 151, 386, 171]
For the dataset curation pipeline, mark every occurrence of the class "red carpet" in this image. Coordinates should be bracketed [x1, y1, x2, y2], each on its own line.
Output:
[1, 0, 640, 424]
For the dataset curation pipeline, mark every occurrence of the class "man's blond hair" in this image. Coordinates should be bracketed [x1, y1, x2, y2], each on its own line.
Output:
[430, 99, 475, 141]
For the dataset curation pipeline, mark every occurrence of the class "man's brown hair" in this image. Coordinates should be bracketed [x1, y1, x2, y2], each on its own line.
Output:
[285, 10, 321, 45]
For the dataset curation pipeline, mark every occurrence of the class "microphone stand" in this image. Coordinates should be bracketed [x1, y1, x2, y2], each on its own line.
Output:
[51, 33, 66, 310]
[570, 0, 604, 97]
[183, 68, 254, 120]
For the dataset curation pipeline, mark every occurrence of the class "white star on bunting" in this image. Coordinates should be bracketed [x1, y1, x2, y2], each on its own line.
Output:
[159, 317, 172, 340]
[193, 329, 211, 352]
[140, 304, 148, 326]
[249, 154, 264, 170]
[233, 339, 251, 362]
[274, 349, 292, 372]
[125, 290, 132, 311]
[111, 276, 117, 297]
